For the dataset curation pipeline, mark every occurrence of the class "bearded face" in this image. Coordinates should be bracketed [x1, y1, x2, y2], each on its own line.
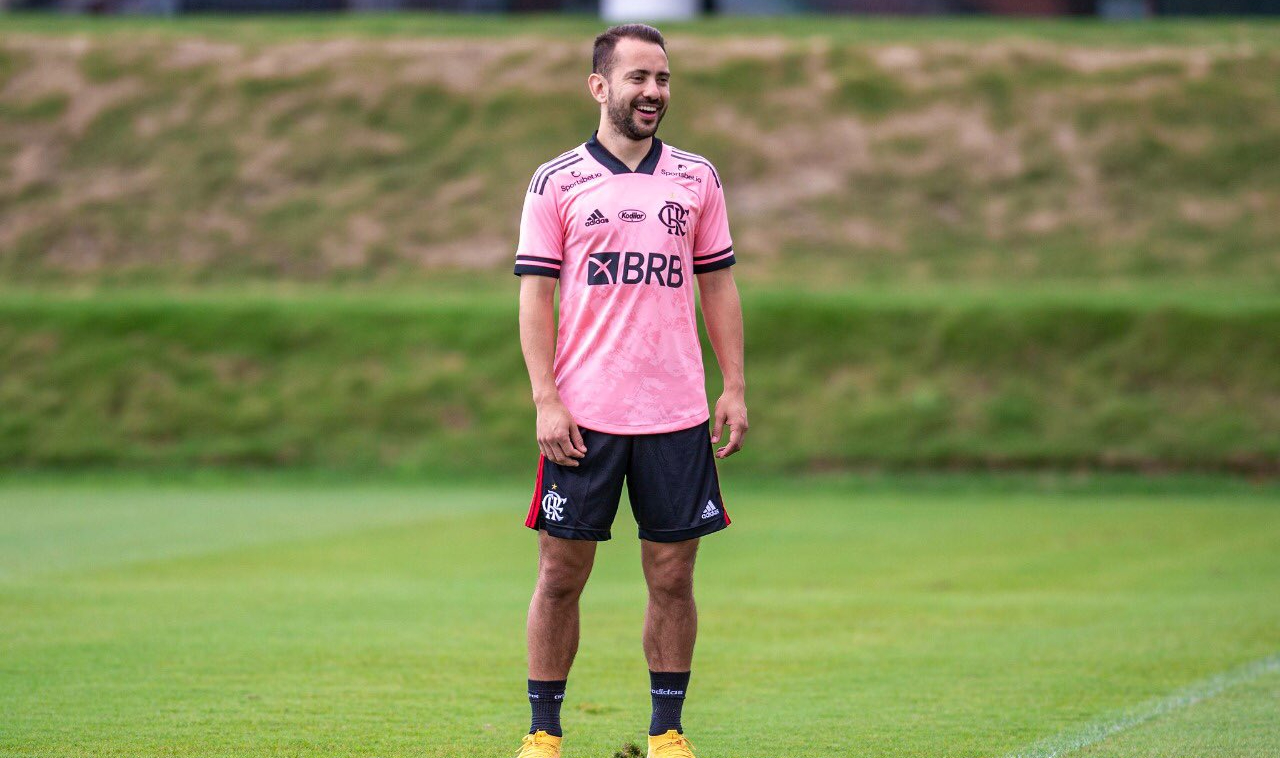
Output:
[605, 80, 666, 140]
[595, 38, 670, 142]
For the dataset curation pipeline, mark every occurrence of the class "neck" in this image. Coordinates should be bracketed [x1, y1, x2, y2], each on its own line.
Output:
[595, 119, 652, 171]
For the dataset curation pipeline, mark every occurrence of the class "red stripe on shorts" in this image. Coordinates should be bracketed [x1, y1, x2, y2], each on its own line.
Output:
[525, 454, 546, 528]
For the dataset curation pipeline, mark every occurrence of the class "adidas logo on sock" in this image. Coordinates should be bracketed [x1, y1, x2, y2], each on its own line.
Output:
[585, 209, 609, 227]
[701, 500, 720, 519]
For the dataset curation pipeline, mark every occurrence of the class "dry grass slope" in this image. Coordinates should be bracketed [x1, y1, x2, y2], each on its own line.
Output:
[1, 28, 1278, 288]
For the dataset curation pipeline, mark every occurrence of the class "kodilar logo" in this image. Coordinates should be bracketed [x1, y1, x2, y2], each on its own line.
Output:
[618, 209, 646, 223]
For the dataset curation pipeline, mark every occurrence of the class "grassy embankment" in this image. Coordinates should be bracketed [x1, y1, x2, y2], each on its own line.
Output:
[3, 292, 1276, 474]
[1, 18, 1278, 289]
[1, 18, 1277, 473]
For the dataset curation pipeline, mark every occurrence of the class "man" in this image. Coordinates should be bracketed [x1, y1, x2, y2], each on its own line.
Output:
[512, 23, 747, 758]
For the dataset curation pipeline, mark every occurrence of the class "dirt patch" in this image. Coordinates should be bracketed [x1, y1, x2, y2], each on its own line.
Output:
[403, 235, 510, 269]
[164, 39, 242, 70]
[321, 213, 385, 270]
[1178, 197, 1243, 228]
[667, 35, 791, 68]
[63, 78, 142, 136]
[10, 142, 56, 190]
[1, 37, 145, 138]
[134, 94, 196, 139]
[388, 37, 560, 93]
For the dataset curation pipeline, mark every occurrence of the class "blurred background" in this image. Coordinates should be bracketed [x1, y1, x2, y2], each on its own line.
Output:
[8, 0, 1280, 18]
[0, 6, 1276, 477]
[3, 6, 1279, 758]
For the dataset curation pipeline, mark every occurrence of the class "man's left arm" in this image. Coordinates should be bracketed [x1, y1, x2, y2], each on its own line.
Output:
[697, 267, 747, 459]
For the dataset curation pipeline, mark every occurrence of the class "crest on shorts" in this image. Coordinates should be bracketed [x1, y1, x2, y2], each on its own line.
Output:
[542, 487, 567, 522]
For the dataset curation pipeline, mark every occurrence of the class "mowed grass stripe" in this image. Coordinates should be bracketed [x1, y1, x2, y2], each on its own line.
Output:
[1003, 653, 1280, 758]
[1072, 663, 1280, 758]
[0, 481, 528, 579]
[2, 478, 1278, 757]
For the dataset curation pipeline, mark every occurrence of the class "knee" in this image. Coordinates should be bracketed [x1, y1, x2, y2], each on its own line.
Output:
[646, 563, 694, 601]
[537, 559, 591, 603]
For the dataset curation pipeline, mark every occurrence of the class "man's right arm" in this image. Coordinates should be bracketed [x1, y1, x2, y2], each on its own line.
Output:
[518, 274, 587, 467]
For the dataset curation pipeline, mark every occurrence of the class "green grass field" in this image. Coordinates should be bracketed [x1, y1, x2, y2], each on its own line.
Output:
[3, 474, 1278, 757]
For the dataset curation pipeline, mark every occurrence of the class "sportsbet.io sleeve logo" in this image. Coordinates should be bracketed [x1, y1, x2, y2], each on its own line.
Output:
[658, 201, 688, 236]
[587, 252, 684, 288]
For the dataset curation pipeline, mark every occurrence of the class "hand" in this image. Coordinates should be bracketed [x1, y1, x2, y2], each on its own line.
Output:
[536, 399, 587, 467]
[711, 391, 748, 459]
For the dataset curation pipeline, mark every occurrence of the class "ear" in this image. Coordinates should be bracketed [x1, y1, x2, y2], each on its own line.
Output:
[587, 72, 608, 105]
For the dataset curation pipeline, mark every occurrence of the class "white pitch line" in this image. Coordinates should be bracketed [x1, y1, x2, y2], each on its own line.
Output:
[1001, 652, 1280, 758]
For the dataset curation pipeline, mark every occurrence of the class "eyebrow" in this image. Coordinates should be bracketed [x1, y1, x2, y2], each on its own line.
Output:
[623, 68, 671, 77]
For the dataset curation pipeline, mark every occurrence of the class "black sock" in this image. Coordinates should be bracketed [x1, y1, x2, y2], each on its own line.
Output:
[528, 679, 566, 737]
[649, 670, 690, 737]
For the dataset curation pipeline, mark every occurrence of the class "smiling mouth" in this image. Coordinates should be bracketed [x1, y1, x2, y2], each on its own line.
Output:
[634, 103, 661, 120]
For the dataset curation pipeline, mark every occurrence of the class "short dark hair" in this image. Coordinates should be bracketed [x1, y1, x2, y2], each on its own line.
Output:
[592, 24, 666, 79]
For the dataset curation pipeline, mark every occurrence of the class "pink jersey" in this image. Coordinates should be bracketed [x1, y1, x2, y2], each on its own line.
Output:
[514, 132, 736, 435]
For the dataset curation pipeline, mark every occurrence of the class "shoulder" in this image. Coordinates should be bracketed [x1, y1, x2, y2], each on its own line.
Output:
[660, 143, 722, 189]
[527, 146, 587, 196]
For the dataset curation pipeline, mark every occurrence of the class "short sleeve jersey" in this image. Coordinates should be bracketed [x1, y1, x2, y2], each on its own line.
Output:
[514, 131, 736, 435]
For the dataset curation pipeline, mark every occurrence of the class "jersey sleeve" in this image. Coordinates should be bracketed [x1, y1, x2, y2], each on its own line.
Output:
[691, 172, 735, 274]
[513, 181, 564, 278]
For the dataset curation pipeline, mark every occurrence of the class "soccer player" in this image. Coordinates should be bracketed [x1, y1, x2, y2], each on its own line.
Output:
[512, 23, 747, 758]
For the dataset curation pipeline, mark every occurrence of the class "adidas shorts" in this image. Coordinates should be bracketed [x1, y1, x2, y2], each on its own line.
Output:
[524, 420, 731, 543]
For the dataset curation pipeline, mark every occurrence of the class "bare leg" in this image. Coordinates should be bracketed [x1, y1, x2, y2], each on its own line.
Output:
[527, 531, 597, 680]
[641, 538, 700, 671]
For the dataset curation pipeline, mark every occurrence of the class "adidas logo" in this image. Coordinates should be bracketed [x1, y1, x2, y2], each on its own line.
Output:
[585, 208, 609, 227]
[701, 500, 720, 519]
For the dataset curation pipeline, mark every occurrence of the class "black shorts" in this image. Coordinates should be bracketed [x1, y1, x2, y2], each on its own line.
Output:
[523, 420, 731, 543]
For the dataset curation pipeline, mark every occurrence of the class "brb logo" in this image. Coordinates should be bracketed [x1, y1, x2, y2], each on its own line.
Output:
[587, 252, 684, 288]
[658, 201, 688, 236]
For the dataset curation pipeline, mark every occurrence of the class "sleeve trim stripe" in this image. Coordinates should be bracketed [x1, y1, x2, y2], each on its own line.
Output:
[538, 157, 581, 195]
[670, 150, 721, 187]
[514, 264, 561, 278]
[694, 250, 735, 266]
[527, 151, 578, 193]
[693, 245, 733, 261]
[693, 255, 736, 274]
[532, 156, 583, 195]
[516, 254, 562, 267]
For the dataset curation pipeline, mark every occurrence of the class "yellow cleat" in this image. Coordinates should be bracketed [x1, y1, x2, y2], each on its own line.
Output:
[647, 730, 696, 758]
[514, 730, 561, 758]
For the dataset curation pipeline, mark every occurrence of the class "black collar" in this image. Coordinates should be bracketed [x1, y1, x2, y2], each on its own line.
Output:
[586, 131, 663, 175]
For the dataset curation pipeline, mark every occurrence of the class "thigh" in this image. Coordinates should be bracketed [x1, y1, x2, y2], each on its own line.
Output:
[640, 536, 699, 587]
[537, 529, 598, 586]
[627, 420, 731, 543]
[524, 426, 629, 541]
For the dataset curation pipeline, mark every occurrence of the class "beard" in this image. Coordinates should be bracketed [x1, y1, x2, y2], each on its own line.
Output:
[606, 89, 665, 141]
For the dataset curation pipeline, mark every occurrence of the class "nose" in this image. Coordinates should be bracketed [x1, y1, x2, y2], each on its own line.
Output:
[642, 77, 662, 101]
